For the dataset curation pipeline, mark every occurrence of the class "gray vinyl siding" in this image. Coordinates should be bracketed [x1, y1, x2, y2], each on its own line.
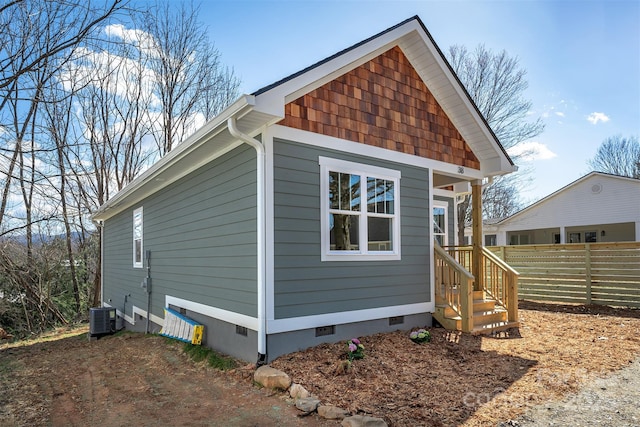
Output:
[102, 145, 258, 320]
[273, 138, 431, 319]
[434, 195, 456, 246]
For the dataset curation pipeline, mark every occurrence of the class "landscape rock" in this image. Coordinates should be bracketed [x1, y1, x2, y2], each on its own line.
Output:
[253, 366, 291, 390]
[289, 383, 310, 399]
[341, 415, 388, 427]
[295, 397, 321, 413]
[318, 405, 350, 419]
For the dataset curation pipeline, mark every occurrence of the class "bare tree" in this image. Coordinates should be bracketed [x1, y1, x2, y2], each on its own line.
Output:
[588, 135, 640, 179]
[0, 0, 125, 108]
[0, 0, 125, 333]
[447, 44, 545, 243]
[0, 0, 242, 334]
[142, 0, 240, 155]
[57, 22, 157, 307]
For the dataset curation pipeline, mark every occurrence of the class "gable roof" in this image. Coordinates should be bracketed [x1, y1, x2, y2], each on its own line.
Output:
[253, 15, 514, 175]
[93, 16, 515, 222]
[494, 171, 640, 225]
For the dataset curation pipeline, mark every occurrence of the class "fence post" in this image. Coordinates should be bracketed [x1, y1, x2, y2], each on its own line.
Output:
[585, 243, 592, 304]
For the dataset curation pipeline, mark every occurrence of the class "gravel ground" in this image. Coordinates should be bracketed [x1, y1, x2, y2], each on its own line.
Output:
[511, 357, 640, 427]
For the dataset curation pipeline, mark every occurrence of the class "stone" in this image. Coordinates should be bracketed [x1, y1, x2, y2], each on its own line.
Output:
[318, 405, 349, 420]
[295, 397, 321, 413]
[289, 383, 310, 399]
[341, 415, 388, 427]
[253, 366, 291, 391]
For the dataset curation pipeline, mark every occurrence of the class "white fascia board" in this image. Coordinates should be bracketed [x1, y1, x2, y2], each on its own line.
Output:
[453, 181, 471, 195]
[271, 125, 484, 180]
[480, 155, 518, 176]
[253, 20, 513, 178]
[407, 25, 515, 173]
[266, 302, 434, 334]
[93, 95, 257, 222]
[433, 187, 455, 198]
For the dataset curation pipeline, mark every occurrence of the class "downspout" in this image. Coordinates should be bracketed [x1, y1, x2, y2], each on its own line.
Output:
[227, 117, 267, 365]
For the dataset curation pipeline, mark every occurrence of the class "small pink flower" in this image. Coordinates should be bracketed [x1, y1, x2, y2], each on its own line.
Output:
[348, 343, 357, 352]
[351, 338, 360, 345]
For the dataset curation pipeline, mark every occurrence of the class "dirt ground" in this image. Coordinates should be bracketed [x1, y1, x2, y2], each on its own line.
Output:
[1, 301, 640, 427]
[0, 331, 332, 427]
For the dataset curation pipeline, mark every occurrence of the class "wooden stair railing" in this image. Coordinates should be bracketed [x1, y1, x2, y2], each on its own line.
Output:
[480, 247, 519, 323]
[435, 244, 520, 334]
[434, 244, 474, 332]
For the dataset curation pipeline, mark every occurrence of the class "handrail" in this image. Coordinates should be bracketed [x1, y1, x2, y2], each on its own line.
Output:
[434, 244, 474, 332]
[481, 246, 519, 322]
[482, 246, 519, 276]
[442, 245, 519, 324]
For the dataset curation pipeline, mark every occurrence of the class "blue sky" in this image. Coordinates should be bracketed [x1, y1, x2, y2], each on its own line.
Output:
[197, 0, 639, 203]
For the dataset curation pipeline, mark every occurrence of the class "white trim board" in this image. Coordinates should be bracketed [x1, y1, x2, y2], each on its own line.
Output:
[271, 125, 483, 180]
[263, 127, 276, 323]
[165, 295, 259, 331]
[132, 305, 164, 327]
[266, 302, 435, 334]
[113, 297, 435, 336]
[103, 301, 134, 326]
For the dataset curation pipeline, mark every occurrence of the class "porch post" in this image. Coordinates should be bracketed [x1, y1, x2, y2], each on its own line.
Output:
[472, 180, 483, 292]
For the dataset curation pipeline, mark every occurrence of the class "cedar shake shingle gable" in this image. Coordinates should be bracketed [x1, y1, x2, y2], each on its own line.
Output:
[280, 46, 480, 169]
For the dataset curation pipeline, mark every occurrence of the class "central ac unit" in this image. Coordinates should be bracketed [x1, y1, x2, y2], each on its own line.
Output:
[89, 307, 116, 336]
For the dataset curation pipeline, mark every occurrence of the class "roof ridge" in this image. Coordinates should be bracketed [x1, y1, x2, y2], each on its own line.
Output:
[251, 15, 420, 96]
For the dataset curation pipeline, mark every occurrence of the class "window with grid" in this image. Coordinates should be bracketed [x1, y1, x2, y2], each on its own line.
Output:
[320, 157, 400, 261]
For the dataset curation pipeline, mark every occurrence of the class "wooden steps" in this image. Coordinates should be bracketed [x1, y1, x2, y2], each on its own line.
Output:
[434, 290, 519, 335]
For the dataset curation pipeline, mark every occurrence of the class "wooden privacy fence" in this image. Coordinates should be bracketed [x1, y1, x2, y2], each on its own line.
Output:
[488, 242, 640, 308]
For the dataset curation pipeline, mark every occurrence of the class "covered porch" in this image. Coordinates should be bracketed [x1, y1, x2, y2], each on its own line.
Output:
[432, 178, 520, 334]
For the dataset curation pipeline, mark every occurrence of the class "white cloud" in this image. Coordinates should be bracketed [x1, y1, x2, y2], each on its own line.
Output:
[507, 141, 557, 161]
[104, 24, 157, 55]
[587, 112, 610, 124]
[555, 111, 565, 117]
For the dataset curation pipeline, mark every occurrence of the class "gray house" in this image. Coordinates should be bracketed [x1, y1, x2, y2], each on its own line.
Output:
[93, 16, 515, 363]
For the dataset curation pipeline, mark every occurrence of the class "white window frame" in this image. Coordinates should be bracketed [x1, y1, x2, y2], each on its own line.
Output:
[133, 207, 143, 268]
[432, 201, 448, 246]
[319, 157, 401, 261]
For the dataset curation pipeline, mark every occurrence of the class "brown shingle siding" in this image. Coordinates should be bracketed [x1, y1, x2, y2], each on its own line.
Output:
[280, 46, 480, 169]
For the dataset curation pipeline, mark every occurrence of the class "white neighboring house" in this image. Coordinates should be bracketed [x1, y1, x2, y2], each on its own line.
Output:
[478, 172, 640, 246]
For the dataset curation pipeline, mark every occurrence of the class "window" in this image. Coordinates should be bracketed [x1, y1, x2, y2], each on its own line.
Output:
[568, 232, 581, 243]
[485, 234, 497, 246]
[585, 231, 597, 243]
[509, 234, 530, 245]
[433, 206, 447, 246]
[320, 157, 400, 261]
[133, 207, 143, 268]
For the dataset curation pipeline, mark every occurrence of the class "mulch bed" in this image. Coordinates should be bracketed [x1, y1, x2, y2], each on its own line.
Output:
[270, 301, 640, 426]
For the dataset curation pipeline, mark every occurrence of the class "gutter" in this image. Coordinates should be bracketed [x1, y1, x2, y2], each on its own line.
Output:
[92, 95, 255, 222]
[227, 117, 268, 366]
